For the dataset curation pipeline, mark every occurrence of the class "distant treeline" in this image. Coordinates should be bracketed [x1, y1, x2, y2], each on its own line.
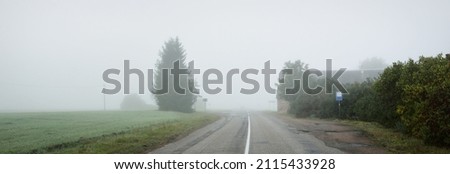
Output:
[278, 54, 450, 147]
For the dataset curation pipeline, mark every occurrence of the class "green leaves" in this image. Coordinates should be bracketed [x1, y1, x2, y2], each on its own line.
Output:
[393, 54, 450, 146]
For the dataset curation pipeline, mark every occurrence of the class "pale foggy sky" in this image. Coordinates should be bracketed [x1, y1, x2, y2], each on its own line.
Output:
[1, 0, 449, 111]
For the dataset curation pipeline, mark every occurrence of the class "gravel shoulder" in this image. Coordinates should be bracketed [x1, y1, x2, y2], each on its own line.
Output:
[274, 112, 388, 153]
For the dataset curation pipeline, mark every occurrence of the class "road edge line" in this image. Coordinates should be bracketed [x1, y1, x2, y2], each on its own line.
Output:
[244, 112, 251, 154]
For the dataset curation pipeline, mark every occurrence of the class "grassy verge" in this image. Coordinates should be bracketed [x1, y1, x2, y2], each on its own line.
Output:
[0, 110, 219, 153]
[49, 112, 218, 153]
[339, 120, 450, 153]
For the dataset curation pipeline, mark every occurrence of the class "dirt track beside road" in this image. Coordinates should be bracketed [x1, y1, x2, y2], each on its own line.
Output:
[275, 113, 387, 153]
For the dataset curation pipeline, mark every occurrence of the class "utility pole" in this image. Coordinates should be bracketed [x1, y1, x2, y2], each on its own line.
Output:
[203, 98, 208, 111]
[338, 101, 341, 118]
[103, 84, 106, 111]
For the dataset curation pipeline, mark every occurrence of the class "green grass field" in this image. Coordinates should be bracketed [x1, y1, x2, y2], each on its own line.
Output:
[0, 110, 219, 153]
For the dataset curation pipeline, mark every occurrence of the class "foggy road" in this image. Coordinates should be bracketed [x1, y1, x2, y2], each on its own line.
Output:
[151, 111, 343, 154]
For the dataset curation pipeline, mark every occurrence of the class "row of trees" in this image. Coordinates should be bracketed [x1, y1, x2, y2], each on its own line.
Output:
[279, 54, 450, 146]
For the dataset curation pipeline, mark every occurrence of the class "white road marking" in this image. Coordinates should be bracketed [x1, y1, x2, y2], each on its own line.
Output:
[244, 112, 251, 154]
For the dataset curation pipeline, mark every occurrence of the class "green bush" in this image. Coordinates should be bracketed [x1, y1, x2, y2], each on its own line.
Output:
[372, 62, 405, 128]
[290, 93, 322, 118]
[395, 54, 450, 146]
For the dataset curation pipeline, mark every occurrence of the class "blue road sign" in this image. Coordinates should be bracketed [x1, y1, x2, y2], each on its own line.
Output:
[336, 92, 343, 101]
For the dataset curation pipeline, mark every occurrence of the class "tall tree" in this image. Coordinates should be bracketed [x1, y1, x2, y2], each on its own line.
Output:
[359, 57, 388, 70]
[276, 60, 308, 102]
[153, 37, 196, 113]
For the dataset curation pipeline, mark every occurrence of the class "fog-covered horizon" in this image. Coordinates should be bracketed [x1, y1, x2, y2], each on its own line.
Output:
[1, 0, 449, 112]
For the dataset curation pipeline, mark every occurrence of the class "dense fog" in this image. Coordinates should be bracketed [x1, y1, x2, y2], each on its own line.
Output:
[1, 0, 449, 111]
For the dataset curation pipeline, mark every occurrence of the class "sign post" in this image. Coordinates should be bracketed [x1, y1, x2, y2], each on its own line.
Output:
[336, 91, 343, 117]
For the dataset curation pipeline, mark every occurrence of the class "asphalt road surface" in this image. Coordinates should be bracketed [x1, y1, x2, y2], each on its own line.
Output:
[151, 111, 343, 154]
